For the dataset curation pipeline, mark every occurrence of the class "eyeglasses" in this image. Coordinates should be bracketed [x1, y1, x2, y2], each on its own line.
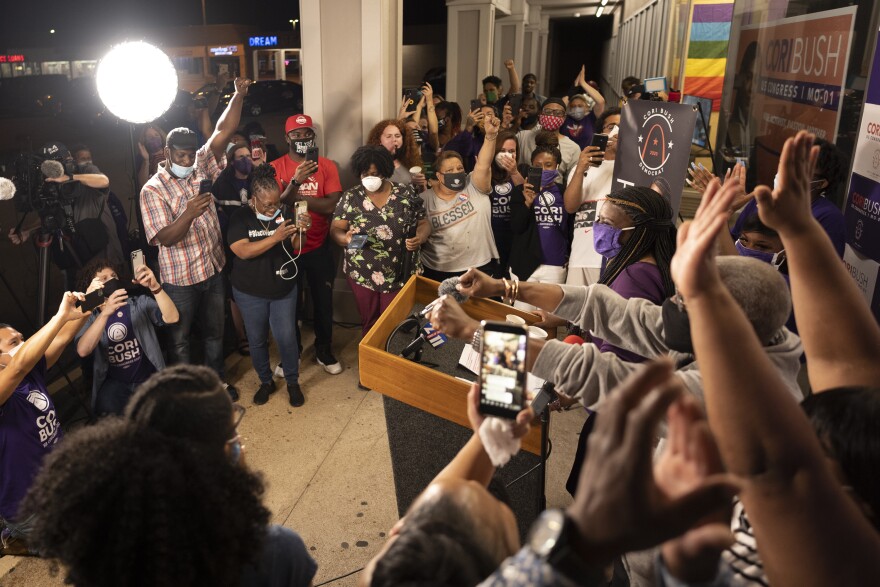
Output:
[542, 109, 565, 116]
[602, 123, 619, 131]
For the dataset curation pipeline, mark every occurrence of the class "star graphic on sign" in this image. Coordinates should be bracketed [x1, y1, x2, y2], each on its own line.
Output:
[638, 135, 643, 143]
[668, 140, 674, 149]
[653, 138, 658, 146]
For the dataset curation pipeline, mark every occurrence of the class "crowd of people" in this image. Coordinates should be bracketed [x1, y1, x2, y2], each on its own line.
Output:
[1, 51, 876, 587]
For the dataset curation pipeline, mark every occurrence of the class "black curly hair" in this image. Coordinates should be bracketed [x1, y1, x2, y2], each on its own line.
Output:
[125, 364, 235, 450]
[530, 144, 562, 165]
[595, 107, 621, 133]
[250, 163, 280, 197]
[20, 419, 270, 587]
[76, 257, 125, 293]
[814, 138, 848, 205]
[351, 145, 395, 179]
[599, 186, 677, 297]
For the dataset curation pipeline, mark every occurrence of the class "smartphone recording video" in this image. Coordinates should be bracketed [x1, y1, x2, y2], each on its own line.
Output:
[478, 321, 527, 419]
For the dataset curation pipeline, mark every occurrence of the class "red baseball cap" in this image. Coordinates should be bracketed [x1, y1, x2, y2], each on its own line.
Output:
[285, 114, 313, 134]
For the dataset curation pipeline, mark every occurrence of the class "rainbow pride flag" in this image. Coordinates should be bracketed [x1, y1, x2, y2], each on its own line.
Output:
[682, 1, 733, 111]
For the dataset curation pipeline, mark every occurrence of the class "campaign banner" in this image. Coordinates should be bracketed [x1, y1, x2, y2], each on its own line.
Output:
[843, 24, 880, 320]
[612, 99, 698, 217]
[734, 7, 856, 185]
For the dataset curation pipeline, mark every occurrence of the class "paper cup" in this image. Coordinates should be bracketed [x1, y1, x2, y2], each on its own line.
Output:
[409, 166, 422, 175]
[528, 326, 548, 339]
[505, 314, 526, 325]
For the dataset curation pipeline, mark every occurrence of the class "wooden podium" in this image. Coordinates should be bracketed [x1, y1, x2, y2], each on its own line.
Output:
[359, 275, 542, 453]
[359, 275, 546, 534]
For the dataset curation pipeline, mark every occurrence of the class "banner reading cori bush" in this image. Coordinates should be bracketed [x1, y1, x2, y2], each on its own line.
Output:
[734, 7, 856, 186]
[843, 24, 880, 320]
[612, 99, 698, 217]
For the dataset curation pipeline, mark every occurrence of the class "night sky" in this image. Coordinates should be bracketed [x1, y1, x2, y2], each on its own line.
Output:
[0, 0, 446, 48]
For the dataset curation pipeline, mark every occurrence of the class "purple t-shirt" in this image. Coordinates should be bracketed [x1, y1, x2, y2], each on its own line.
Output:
[533, 183, 571, 267]
[561, 112, 597, 150]
[0, 357, 62, 520]
[104, 304, 157, 384]
[593, 262, 666, 363]
[731, 196, 846, 257]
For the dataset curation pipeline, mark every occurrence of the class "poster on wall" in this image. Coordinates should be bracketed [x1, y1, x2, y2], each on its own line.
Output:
[843, 25, 880, 320]
[725, 7, 856, 185]
[682, 0, 735, 112]
[612, 99, 698, 217]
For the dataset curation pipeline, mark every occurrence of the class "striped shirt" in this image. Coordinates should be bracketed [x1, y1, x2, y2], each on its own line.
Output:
[140, 144, 226, 286]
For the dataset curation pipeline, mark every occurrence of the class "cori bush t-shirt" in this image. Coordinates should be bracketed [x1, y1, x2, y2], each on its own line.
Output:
[420, 176, 499, 273]
[104, 304, 156, 384]
[0, 357, 62, 520]
[491, 180, 515, 267]
[567, 160, 614, 269]
[532, 182, 571, 267]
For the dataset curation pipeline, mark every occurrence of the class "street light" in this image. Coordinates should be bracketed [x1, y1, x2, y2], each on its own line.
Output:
[289, 19, 299, 30]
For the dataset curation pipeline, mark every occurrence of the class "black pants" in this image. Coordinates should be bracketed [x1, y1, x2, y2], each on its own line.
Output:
[295, 241, 335, 350]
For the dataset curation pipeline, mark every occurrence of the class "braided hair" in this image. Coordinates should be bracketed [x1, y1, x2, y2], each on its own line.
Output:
[250, 163, 279, 197]
[599, 186, 677, 297]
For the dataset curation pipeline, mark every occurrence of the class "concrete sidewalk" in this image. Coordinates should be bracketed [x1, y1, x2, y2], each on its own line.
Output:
[0, 327, 584, 586]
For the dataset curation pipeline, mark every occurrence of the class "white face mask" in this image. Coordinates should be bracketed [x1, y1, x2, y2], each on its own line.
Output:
[495, 152, 514, 166]
[361, 176, 383, 192]
[170, 161, 195, 179]
[1, 341, 23, 363]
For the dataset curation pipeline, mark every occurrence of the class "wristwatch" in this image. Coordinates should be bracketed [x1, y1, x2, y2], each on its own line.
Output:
[290, 177, 302, 187]
[526, 509, 605, 585]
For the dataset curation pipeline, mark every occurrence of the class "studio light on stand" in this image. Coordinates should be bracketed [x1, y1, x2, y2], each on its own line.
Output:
[96, 41, 178, 263]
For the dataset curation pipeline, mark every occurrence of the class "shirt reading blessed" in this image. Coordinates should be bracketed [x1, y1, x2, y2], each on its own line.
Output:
[140, 143, 226, 286]
[420, 180, 498, 273]
[0, 358, 62, 520]
[270, 155, 343, 254]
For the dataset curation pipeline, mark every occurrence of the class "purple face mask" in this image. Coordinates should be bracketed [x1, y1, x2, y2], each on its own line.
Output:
[145, 136, 164, 154]
[593, 223, 635, 258]
[735, 240, 785, 268]
[233, 157, 254, 175]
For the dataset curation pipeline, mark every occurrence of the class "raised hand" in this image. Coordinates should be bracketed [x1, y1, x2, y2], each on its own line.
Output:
[504, 59, 515, 71]
[233, 77, 253, 96]
[567, 361, 740, 561]
[754, 130, 819, 236]
[99, 288, 129, 318]
[670, 178, 738, 301]
[56, 292, 88, 322]
[133, 265, 160, 291]
[523, 182, 537, 207]
[466, 381, 532, 435]
[484, 111, 501, 135]
[421, 81, 434, 103]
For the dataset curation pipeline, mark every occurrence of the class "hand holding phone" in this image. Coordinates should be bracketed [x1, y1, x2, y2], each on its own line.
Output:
[526, 166, 543, 190]
[305, 146, 319, 165]
[131, 249, 145, 276]
[198, 178, 213, 195]
[478, 321, 528, 419]
[250, 136, 266, 160]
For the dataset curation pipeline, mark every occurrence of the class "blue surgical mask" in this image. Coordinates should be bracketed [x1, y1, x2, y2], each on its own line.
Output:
[170, 161, 195, 178]
[568, 107, 586, 121]
[256, 208, 281, 222]
[593, 223, 635, 258]
[735, 240, 785, 268]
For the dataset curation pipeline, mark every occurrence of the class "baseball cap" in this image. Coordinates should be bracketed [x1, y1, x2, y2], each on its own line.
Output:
[40, 141, 71, 161]
[166, 128, 199, 150]
[285, 114, 313, 134]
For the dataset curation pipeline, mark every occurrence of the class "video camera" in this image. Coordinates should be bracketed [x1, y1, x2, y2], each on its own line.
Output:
[626, 77, 667, 102]
[11, 153, 80, 233]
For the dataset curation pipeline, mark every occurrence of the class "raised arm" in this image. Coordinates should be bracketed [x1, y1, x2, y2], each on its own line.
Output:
[576, 66, 606, 117]
[671, 175, 880, 586]
[755, 131, 880, 391]
[208, 77, 252, 161]
[471, 112, 499, 193]
[422, 82, 439, 148]
[505, 59, 520, 94]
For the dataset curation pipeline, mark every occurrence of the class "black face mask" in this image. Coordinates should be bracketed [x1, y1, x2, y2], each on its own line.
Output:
[522, 114, 538, 127]
[440, 172, 467, 191]
[291, 138, 314, 155]
[661, 298, 693, 354]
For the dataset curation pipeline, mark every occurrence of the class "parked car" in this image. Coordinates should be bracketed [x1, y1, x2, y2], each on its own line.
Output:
[209, 80, 303, 117]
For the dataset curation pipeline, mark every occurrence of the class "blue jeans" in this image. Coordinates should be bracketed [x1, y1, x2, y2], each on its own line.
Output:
[233, 286, 300, 385]
[163, 272, 226, 378]
[95, 377, 139, 416]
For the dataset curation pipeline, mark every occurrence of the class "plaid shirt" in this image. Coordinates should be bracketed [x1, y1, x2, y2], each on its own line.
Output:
[140, 144, 226, 286]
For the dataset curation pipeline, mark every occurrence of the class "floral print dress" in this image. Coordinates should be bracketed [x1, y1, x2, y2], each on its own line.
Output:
[334, 182, 426, 292]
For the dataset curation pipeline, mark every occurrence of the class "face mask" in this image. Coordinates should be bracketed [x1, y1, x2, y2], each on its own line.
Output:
[485, 91, 498, 103]
[495, 152, 514, 167]
[256, 208, 281, 222]
[593, 223, 635, 258]
[522, 114, 538, 127]
[145, 136, 164, 153]
[438, 118, 447, 129]
[661, 298, 694, 354]
[170, 161, 195, 179]
[568, 107, 586, 121]
[361, 176, 383, 192]
[232, 157, 254, 175]
[735, 240, 785, 268]
[539, 114, 565, 132]
[441, 172, 467, 191]
[540, 168, 559, 187]
[291, 138, 315, 155]
[3, 342, 23, 358]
